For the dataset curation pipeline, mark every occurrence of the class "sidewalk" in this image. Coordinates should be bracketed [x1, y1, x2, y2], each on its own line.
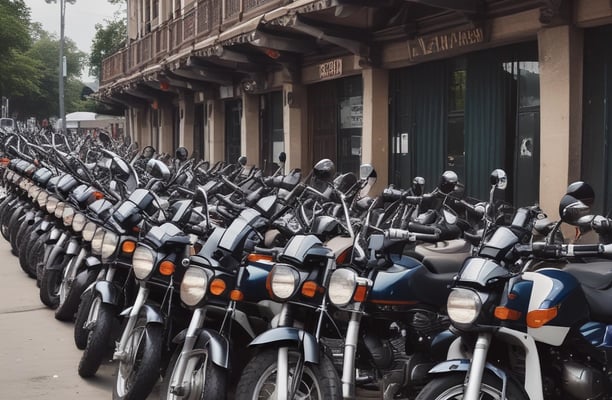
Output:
[0, 239, 159, 399]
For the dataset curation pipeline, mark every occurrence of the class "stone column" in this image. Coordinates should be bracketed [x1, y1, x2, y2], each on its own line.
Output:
[207, 99, 225, 163]
[241, 93, 260, 166]
[361, 67, 389, 195]
[179, 91, 194, 154]
[282, 83, 308, 172]
[538, 25, 583, 218]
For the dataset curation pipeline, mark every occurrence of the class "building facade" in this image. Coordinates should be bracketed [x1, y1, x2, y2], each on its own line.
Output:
[99, 0, 612, 216]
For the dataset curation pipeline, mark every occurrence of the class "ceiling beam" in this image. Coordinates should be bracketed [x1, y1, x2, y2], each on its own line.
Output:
[404, 0, 481, 14]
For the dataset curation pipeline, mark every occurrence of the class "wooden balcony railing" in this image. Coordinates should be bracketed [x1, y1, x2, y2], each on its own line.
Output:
[101, 0, 287, 86]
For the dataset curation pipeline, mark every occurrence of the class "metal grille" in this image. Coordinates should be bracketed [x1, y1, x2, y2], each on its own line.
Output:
[225, 0, 241, 19]
[244, 0, 268, 10]
[197, 0, 210, 34]
[184, 10, 196, 38]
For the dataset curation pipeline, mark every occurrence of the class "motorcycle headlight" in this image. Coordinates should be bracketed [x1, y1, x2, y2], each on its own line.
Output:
[72, 213, 87, 232]
[28, 185, 41, 199]
[180, 267, 210, 307]
[447, 288, 482, 327]
[54, 201, 65, 218]
[37, 191, 49, 207]
[91, 228, 105, 255]
[101, 231, 119, 260]
[328, 268, 358, 306]
[46, 196, 59, 213]
[133, 245, 155, 280]
[269, 264, 299, 301]
[82, 222, 97, 241]
[62, 205, 75, 226]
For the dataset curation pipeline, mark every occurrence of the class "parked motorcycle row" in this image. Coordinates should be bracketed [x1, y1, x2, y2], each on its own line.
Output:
[2, 126, 612, 400]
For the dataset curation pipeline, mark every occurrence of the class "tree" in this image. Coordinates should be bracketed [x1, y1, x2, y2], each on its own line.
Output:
[89, 0, 127, 81]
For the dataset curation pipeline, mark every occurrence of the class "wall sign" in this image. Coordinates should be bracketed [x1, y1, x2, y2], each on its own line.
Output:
[319, 59, 343, 79]
[407, 27, 485, 60]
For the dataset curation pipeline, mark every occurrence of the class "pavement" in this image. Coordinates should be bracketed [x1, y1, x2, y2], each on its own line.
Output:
[0, 237, 160, 399]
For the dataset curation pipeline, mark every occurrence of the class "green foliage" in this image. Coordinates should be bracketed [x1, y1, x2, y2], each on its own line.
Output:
[89, 17, 126, 80]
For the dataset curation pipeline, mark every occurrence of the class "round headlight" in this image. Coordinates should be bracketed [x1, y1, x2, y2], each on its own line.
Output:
[62, 206, 75, 226]
[37, 191, 49, 207]
[72, 213, 87, 233]
[328, 268, 357, 306]
[82, 222, 97, 241]
[101, 231, 119, 260]
[269, 264, 299, 300]
[133, 246, 155, 280]
[28, 185, 40, 199]
[180, 267, 210, 307]
[46, 196, 59, 213]
[91, 228, 105, 255]
[447, 288, 482, 326]
[54, 202, 65, 218]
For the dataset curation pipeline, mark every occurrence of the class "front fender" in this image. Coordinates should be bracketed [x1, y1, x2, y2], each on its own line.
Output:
[249, 327, 319, 364]
[66, 239, 80, 256]
[85, 256, 102, 269]
[93, 280, 121, 306]
[119, 304, 164, 324]
[171, 328, 230, 368]
[45, 247, 67, 271]
[428, 359, 507, 382]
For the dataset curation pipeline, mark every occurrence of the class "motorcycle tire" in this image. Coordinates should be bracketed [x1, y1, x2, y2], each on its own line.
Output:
[34, 232, 50, 288]
[78, 298, 116, 377]
[39, 256, 69, 308]
[415, 371, 529, 400]
[234, 348, 341, 400]
[55, 267, 94, 321]
[0, 198, 15, 241]
[11, 213, 28, 253]
[160, 335, 227, 400]
[18, 225, 38, 278]
[113, 318, 163, 400]
[74, 290, 95, 350]
[7, 207, 24, 254]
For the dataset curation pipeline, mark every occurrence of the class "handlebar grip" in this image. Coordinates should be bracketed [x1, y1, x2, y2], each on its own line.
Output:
[386, 228, 412, 240]
[407, 222, 440, 235]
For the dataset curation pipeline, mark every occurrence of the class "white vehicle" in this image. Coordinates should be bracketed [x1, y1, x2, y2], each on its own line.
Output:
[0, 118, 16, 131]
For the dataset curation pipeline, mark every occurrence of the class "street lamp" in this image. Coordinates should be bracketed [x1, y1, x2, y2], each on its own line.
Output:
[45, 0, 76, 132]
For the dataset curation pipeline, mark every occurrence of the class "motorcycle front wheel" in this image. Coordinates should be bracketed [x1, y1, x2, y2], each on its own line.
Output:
[113, 318, 163, 400]
[160, 335, 227, 400]
[74, 289, 94, 349]
[415, 372, 529, 400]
[78, 297, 116, 377]
[234, 348, 341, 400]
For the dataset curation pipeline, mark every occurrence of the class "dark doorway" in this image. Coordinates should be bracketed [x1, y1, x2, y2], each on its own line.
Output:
[260, 91, 284, 175]
[193, 103, 205, 161]
[225, 99, 242, 163]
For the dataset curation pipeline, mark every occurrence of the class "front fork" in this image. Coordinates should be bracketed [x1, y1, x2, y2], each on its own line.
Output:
[63, 247, 87, 287]
[341, 312, 362, 399]
[113, 283, 149, 361]
[463, 332, 492, 400]
[169, 307, 207, 396]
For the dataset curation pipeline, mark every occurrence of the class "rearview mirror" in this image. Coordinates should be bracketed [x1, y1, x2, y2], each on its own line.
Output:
[146, 159, 171, 181]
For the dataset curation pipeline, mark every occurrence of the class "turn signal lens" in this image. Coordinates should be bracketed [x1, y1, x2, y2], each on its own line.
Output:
[247, 253, 273, 263]
[230, 290, 244, 301]
[526, 307, 558, 328]
[159, 261, 176, 276]
[353, 285, 368, 302]
[301, 281, 320, 298]
[210, 279, 226, 296]
[494, 306, 522, 321]
[122, 240, 137, 254]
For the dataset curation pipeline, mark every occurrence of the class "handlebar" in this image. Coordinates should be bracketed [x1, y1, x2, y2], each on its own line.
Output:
[385, 227, 440, 242]
[515, 242, 612, 258]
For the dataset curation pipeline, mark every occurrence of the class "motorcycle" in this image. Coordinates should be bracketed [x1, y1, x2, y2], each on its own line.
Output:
[417, 179, 612, 400]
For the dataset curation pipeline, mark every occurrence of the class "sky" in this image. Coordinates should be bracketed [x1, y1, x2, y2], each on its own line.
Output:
[26, 0, 124, 81]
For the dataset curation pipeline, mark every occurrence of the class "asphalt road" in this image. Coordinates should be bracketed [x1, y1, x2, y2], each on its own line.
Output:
[0, 238, 160, 399]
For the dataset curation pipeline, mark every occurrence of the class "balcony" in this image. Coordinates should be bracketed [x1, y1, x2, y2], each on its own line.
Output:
[100, 0, 288, 86]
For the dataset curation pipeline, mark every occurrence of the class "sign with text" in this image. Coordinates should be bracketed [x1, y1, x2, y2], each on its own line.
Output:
[407, 27, 485, 60]
[319, 59, 343, 80]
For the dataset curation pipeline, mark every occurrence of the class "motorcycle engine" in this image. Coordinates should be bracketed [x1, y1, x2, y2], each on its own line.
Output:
[561, 360, 606, 399]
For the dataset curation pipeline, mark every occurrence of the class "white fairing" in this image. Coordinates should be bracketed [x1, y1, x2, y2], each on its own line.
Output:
[522, 271, 571, 346]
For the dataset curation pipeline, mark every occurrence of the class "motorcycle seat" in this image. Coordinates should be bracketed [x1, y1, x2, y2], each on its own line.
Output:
[564, 262, 612, 322]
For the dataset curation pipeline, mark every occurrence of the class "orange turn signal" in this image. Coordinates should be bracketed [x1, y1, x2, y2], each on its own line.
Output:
[93, 191, 104, 200]
[210, 279, 226, 296]
[230, 290, 244, 301]
[526, 307, 558, 328]
[494, 306, 522, 321]
[122, 240, 136, 254]
[247, 253, 273, 263]
[301, 281, 320, 298]
[353, 285, 368, 302]
[159, 261, 176, 276]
